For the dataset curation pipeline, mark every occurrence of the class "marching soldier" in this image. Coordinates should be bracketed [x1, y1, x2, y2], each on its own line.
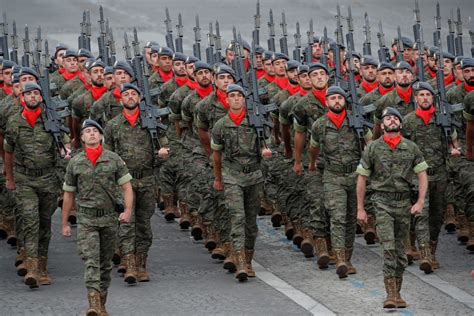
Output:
[257, 50, 275, 89]
[0, 60, 15, 102]
[149, 46, 174, 89]
[358, 56, 379, 97]
[360, 62, 395, 106]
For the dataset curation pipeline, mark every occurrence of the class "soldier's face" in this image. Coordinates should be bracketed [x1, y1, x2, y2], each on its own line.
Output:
[463, 67, 474, 86]
[172, 60, 186, 77]
[263, 60, 274, 76]
[415, 90, 434, 110]
[273, 59, 287, 77]
[90, 67, 105, 87]
[377, 69, 395, 88]
[19, 74, 37, 86]
[309, 69, 329, 90]
[243, 49, 250, 60]
[298, 73, 312, 90]
[287, 69, 299, 85]
[23, 90, 43, 109]
[256, 54, 263, 69]
[326, 94, 345, 114]
[195, 69, 212, 87]
[428, 56, 436, 70]
[158, 55, 172, 72]
[78, 57, 88, 68]
[312, 42, 322, 58]
[63, 57, 79, 73]
[104, 74, 115, 90]
[12, 82, 22, 97]
[352, 58, 361, 72]
[454, 64, 463, 82]
[121, 89, 140, 110]
[227, 91, 245, 111]
[226, 50, 235, 63]
[403, 48, 414, 63]
[55, 49, 66, 67]
[151, 53, 159, 66]
[361, 64, 377, 82]
[3, 68, 13, 85]
[382, 115, 401, 133]
[395, 69, 413, 87]
[145, 47, 153, 64]
[215, 73, 234, 92]
[443, 59, 453, 76]
[186, 63, 195, 79]
[81, 127, 103, 146]
[113, 70, 132, 86]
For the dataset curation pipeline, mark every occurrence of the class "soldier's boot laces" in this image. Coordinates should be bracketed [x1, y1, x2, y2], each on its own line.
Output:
[4, 216, 17, 247]
[24, 257, 39, 288]
[292, 220, 304, 248]
[300, 228, 315, 258]
[345, 248, 357, 275]
[395, 277, 407, 308]
[334, 248, 348, 279]
[235, 249, 248, 282]
[383, 277, 398, 309]
[136, 253, 150, 282]
[203, 222, 217, 251]
[314, 238, 330, 269]
[86, 291, 101, 316]
[418, 245, 433, 274]
[38, 256, 52, 285]
[245, 248, 256, 278]
[457, 214, 469, 243]
[161, 193, 177, 222]
[178, 202, 191, 229]
[99, 291, 109, 316]
[211, 236, 226, 261]
[467, 222, 474, 252]
[16, 247, 27, 276]
[123, 254, 137, 284]
[190, 213, 203, 241]
[282, 213, 294, 240]
[430, 240, 440, 269]
[363, 215, 376, 245]
[444, 204, 457, 233]
[223, 243, 237, 272]
[270, 202, 282, 228]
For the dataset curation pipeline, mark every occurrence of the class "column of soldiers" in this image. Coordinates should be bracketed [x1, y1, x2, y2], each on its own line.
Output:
[0, 5, 473, 314]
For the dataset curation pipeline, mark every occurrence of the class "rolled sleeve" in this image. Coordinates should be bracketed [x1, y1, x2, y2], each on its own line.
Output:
[413, 161, 429, 174]
[62, 183, 76, 192]
[3, 139, 14, 153]
[117, 173, 132, 185]
[356, 165, 371, 177]
[211, 139, 223, 151]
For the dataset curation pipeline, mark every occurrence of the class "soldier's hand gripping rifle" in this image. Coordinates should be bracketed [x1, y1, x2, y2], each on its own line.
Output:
[10, 20, 18, 64]
[305, 19, 314, 64]
[215, 21, 222, 62]
[334, 5, 348, 91]
[363, 12, 372, 56]
[253, 0, 261, 46]
[22, 25, 31, 67]
[32, 40, 70, 158]
[345, 6, 375, 151]
[447, 10, 455, 55]
[193, 15, 202, 59]
[98, 6, 110, 66]
[267, 9, 276, 52]
[206, 22, 215, 65]
[293, 21, 302, 62]
[175, 13, 184, 53]
[377, 21, 391, 63]
[413, 0, 425, 82]
[165, 8, 175, 52]
[0, 12, 9, 60]
[455, 8, 464, 56]
[129, 29, 169, 156]
[279, 11, 289, 56]
[78, 11, 91, 51]
[231, 27, 276, 158]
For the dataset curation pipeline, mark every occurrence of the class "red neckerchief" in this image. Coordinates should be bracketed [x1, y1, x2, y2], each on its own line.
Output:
[275, 77, 289, 90]
[62, 71, 80, 81]
[428, 68, 436, 79]
[455, 79, 462, 86]
[113, 87, 121, 102]
[175, 76, 188, 87]
[19, 95, 26, 108]
[415, 106, 435, 125]
[264, 74, 275, 83]
[464, 83, 474, 93]
[300, 89, 309, 96]
[228, 107, 246, 126]
[408, 60, 415, 67]
[244, 58, 250, 72]
[3, 85, 12, 96]
[123, 109, 140, 128]
[78, 72, 87, 85]
[361, 80, 378, 94]
[328, 60, 334, 69]
[354, 74, 361, 84]
[379, 85, 394, 96]
[287, 84, 300, 96]
[84, 82, 92, 91]
[152, 65, 160, 74]
[22, 107, 42, 128]
[59, 68, 66, 75]
[216, 89, 230, 110]
[196, 85, 213, 99]
[383, 134, 401, 151]
[159, 69, 173, 83]
[256, 69, 265, 80]
[444, 73, 454, 87]
[326, 109, 347, 129]
[84, 144, 103, 166]
[90, 85, 108, 101]
[396, 85, 413, 104]
[312, 88, 327, 106]
[186, 80, 198, 90]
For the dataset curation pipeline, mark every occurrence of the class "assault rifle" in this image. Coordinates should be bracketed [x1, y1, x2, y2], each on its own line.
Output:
[253, 0, 261, 46]
[396, 26, 404, 62]
[320, 26, 328, 67]
[10, 20, 18, 64]
[78, 10, 91, 51]
[305, 19, 314, 64]
[377, 21, 391, 62]
[454, 8, 464, 56]
[363, 12, 372, 56]
[433, 3, 441, 48]
[293, 21, 302, 62]
[193, 15, 202, 59]
[123, 32, 132, 64]
[175, 13, 184, 53]
[106, 21, 116, 65]
[98, 6, 110, 65]
[215, 21, 222, 62]
[413, 0, 425, 82]
[0, 12, 8, 59]
[279, 11, 289, 56]
[267, 9, 276, 52]
[22, 25, 31, 66]
[206, 22, 215, 65]
[470, 30, 474, 57]
[334, 5, 348, 91]
[165, 8, 175, 52]
[447, 11, 455, 55]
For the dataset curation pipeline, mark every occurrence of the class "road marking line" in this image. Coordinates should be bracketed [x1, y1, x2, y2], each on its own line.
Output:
[253, 260, 336, 315]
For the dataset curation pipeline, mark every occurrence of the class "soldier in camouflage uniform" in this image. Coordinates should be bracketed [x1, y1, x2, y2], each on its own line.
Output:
[144, 41, 159, 73]
[104, 83, 169, 284]
[51, 49, 81, 96]
[62, 119, 133, 316]
[0, 60, 15, 102]
[402, 82, 461, 273]
[357, 106, 428, 309]
[358, 56, 379, 98]
[156, 52, 188, 110]
[148, 46, 174, 90]
[360, 62, 395, 106]
[257, 50, 275, 89]
[310, 86, 372, 279]
[48, 44, 68, 84]
[103, 66, 115, 91]
[211, 84, 272, 281]
[426, 51, 456, 91]
[4, 83, 70, 288]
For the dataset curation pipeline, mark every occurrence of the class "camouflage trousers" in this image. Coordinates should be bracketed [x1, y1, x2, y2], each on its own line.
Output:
[323, 170, 357, 249]
[300, 168, 328, 237]
[225, 180, 263, 251]
[77, 208, 117, 293]
[414, 178, 446, 246]
[372, 194, 411, 278]
[14, 172, 58, 258]
[459, 161, 474, 222]
[119, 177, 156, 255]
[159, 142, 188, 202]
[446, 155, 468, 216]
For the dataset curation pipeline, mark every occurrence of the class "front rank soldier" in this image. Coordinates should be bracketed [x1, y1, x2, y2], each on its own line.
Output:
[357, 107, 428, 309]
[4, 83, 71, 288]
[62, 119, 133, 316]
[211, 84, 272, 281]
[105, 83, 169, 284]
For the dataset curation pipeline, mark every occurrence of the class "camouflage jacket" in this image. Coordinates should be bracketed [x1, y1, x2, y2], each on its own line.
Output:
[181, 90, 209, 151]
[356, 137, 428, 193]
[90, 90, 122, 127]
[447, 83, 470, 141]
[360, 87, 388, 106]
[59, 76, 84, 101]
[0, 93, 13, 108]
[374, 88, 415, 122]
[270, 88, 292, 119]
[149, 71, 169, 91]
[71, 90, 94, 122]
[168, 84, 192, 122]
[0, 88, 10, 102]
[62, 148, 132, 209]
[279, 93, 304, 125]
[292, 91, 327, 134]
[0, 96, 22, 135]
[195, 92, 228, 131]
[157, 77, 181, 108]
[258, 76, 273, 89]
[51, 73, 67, 94]
[67, 84, 87, 107]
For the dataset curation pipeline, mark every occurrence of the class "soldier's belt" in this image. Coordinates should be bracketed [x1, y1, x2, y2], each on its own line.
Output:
[14, 165, 55, 177]
[129, 169, 154, 179]
[79, 206, 116, 217]
[373, 191, 411, 201]
[324, 162, 359, 174]
[226, 163, 260, 174]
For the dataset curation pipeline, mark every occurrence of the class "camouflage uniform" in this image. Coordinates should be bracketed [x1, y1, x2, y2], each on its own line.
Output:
[148, 71, 165, 91]
[357, 137, 428, 278]
[63, 149, 132, 293]
[374, 88, 415, 123]
[71, 90, 96, 127]
[59, 76, 84, 101]
[461, 91, 474, 248]
[90, 90, 123, 127]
